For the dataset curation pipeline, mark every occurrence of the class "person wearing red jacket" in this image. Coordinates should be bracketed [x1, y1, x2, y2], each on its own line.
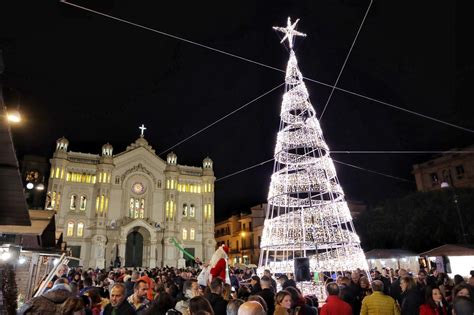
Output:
[320, 282, 352, 315]
[209, 244, 230, 284]
[419, 287, 449, 315]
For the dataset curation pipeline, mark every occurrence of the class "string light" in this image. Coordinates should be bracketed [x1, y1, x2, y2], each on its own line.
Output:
[259, 18, 368, 299]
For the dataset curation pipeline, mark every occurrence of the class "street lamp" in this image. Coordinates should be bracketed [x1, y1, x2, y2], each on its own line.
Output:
[441, 181, 468, 244]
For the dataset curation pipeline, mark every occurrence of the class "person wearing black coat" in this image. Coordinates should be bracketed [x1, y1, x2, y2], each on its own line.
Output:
[102, 283, 136, 315]
[204, 277, 228, 315]
[256, 276, 275, 315]
[400, 276, 421, 315]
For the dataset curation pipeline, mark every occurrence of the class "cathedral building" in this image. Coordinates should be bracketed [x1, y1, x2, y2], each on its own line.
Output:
[45, 128, 216, 268]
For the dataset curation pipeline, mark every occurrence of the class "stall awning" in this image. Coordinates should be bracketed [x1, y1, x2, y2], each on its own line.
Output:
[365, 249, 418, 259]
[419, 244, 474, 257]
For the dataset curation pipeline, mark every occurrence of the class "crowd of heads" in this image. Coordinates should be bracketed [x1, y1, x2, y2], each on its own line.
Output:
[18, 262, 474, 315]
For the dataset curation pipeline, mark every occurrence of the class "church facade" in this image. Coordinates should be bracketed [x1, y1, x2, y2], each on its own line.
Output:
[46, 130, 216, 268]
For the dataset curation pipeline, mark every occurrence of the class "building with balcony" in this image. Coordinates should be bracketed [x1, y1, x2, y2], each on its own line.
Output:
[214, 204, 265, 266]
[412, 145, 474, 191]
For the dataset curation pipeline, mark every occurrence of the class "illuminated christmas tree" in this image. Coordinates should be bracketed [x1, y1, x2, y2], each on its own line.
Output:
[259, 18, 368, 292]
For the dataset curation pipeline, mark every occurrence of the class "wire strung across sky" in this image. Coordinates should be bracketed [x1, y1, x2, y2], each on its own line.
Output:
[318, 0, 373, 121]
[60, 0, 474, 134]
[60, 0, 473, 183]
[216, 149, 474, 183]
[158, 82, 285, 156]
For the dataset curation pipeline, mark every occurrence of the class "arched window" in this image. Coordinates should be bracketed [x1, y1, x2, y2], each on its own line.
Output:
[129, 197, 145, 218]
[80, 195, 87, 210]
[182, 228, 188, 240]
[183, 204, 188, 217]
[77, 222, 84, 237]
[66, 222, 74, 237]
[70, 195, 77, 210]
[190, 228, 195, 240]
[190, 204, 195, 217]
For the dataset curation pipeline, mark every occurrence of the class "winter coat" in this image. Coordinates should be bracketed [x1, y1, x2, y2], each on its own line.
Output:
[18, 288, 72, 315]
[204, 292, 227, 315]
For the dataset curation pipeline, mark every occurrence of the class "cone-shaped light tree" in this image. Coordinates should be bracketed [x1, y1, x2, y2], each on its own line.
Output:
[259, 17, 368, 283]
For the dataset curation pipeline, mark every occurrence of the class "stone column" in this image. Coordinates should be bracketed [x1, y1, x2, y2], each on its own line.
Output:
[149, 241, 157, 268]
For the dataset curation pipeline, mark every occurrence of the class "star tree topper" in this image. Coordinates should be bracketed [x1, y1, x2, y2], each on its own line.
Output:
[273, 17, 307, 49]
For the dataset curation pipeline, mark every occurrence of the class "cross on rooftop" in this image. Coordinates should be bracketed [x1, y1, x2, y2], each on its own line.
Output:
[273, 17, 307, 49]
[139, 124, 147, 137]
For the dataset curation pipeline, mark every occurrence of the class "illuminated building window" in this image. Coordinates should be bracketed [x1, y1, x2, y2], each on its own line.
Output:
[80, 195, 87, 210]
[55, 167, 60, 179]
[96, 196, 100, 213]
[183, 204, 188, 217]
[57, 192, 61, 210]
[190, 228, 195, 240]
[190, 204, 195, 217]
[182, 228, 188, 240]
[100, 195, 105, 212]
[67, 222, 74, 237]
[70, 195, 77, 210]
[25, 171, 39, 183]
[129, 197, 145, 218]
[77, 222, 84, 237]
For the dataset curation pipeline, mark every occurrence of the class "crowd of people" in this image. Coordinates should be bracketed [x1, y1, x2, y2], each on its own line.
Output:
[17, 260, 474, 315]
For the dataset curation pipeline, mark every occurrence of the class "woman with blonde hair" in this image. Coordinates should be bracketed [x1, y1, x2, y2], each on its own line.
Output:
[274, 290, 292, 315]
[400, 276, 421, 315]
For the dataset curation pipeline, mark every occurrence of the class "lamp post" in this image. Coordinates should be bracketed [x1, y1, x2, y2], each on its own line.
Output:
[441, 181, 468, 244]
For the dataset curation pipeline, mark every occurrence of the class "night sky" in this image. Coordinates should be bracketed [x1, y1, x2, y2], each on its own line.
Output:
[1, 1, 473, 221]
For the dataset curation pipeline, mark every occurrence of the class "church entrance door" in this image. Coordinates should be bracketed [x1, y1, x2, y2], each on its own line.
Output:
[125, 230, 143, 267]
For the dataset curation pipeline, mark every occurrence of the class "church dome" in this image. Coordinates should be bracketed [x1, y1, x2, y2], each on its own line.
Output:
[167, 152, 177, 165]
[203, 156, 213, 169]
[102, 143, 113, 156]
[56, 137, 69, 151]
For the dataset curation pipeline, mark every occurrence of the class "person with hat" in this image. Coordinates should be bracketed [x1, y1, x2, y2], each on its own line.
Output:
[209, 244, 231, 284]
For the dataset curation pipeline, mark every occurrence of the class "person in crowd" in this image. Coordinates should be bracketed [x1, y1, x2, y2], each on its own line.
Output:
[416, 270, 430, 303]
[85, 289, 103, 315]
[19, 278, 73, 315]
[237, 301, 266, 315]
[339, 276, 358, 313]
[126, 271, 140, 297]
[278, 274, 297, 290]
[175, 279, 200, 315]
[274, 290, 292, 315]
[454, 275, 465, 287]
[189, 296, 215, 315]
[453, 296, 474, 315]
[453, 283, 473, 302]
[437, 273, 454, 304]
[390, 268, 408, 305]
[227, 299, 245, 315]
[250, 275, 262, 295]
[372, 270, 390, 295]
[139, 271, 155, 301]
[144, 292, 175, 315]
[320, 282, 352, 315]
[400, 276, 421, 315]
[358, 276, 372, 300]
[255, 276, 275, 315]
[419, 286, 449, 315]
[247, 295, 268, 313]
[204, 277, 227, 315]
[209, 244, 231, 284]
[285, 286, 317, 315]
[60, 296, 86, 315]
[127, 279, 150, 314]
[360, 280, 400, 315]
[238, 285, 251, 301]
[263, 269, 278, 292]
[103, 283, 136, 315]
